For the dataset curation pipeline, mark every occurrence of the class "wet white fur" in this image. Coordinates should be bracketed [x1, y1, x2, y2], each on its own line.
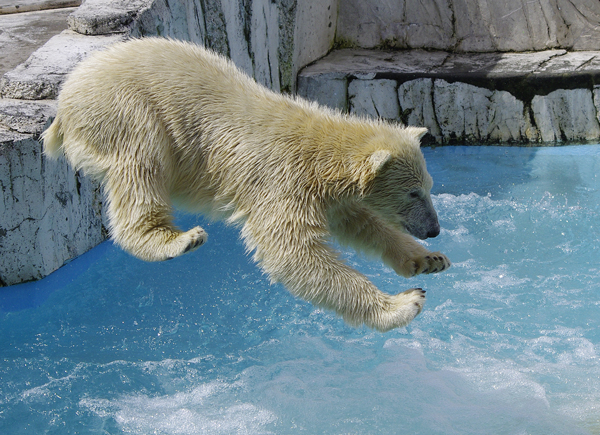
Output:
[43, 38, 450, 331]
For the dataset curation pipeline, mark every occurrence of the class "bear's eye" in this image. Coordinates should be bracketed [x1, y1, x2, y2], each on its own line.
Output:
[409, 190, 420, 199]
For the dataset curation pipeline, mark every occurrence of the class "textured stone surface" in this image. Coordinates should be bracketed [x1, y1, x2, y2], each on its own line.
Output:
[2, 0, 337, 98]
[1, 30, 126, 99]
[397, 78, 441, 139]
[0, 127, 29, 146]
[297, 48, 600, 100]
[0, 0, 80, 15]
[296, 75, 347, 111]
[298, 48, 600, 144]
[377, 78, 537, 143]
[0, 99, 56, 134]
[130, 0, 207, 45]
[532, 89, 600, 142]
[0, 133, 105, 286]
[253, 0, 283, 89]
[297, 48, 451, 80]
[67, 0, 150, 35]
[292, 0, 338, 91]
[220, 0, 253, 76]
[349, 79, 399, 120]
[432, 80, 537, 144]
[337, 0, 600, 52]
[336, 0, 454, 50]
[0, 7, 74, 76]
[125, 0, 336, 93]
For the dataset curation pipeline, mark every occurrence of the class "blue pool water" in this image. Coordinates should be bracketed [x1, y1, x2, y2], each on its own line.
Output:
[1, 145, 600, 434]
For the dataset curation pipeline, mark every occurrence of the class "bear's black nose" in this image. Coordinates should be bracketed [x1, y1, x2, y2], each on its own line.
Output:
[427, 224, 440, 239]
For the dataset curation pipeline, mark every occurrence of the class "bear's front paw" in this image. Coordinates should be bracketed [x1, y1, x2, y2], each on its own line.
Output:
[422, 251, 451, 274]
[372, 288, 426, 332]
[399, 251, 451, 277]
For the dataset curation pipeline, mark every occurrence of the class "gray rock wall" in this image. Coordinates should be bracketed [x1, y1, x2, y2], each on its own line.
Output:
[345, 77, 542, 144]
[308, 75, 600, 145]
[0, 130, 105, 286]
[337, 0, 600, 52]
[66, 0, 337, 93]
[0, 99, 107, 287]
[298, 48, 600, 145]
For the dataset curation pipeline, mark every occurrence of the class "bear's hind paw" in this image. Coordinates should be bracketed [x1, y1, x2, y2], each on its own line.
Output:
[183, 228, 207, 253]
[164, 226, 207, 260]
[395, 287, 426, 317]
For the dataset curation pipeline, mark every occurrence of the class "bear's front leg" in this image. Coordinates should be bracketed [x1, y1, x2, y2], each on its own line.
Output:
[329, 204, 450, 278]
[273, 251, 427, 331]
[385, 235, 451, 278]
[247, 223, 425, 331]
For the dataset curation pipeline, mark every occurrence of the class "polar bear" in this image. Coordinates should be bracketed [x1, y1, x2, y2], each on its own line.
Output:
[43, 38, 450, 331]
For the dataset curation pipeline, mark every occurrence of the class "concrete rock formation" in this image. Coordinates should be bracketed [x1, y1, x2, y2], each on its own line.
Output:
[297, 48, 600, 145]
[337, 0, 600, 52]
[0, 129, 105, 286]
[1, 31, 126, 100]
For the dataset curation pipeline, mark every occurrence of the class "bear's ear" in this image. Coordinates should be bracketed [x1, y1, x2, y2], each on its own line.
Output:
[407, 127, 428, 144]
[369, 149, 392, 173]
[356, 149, 392, 193]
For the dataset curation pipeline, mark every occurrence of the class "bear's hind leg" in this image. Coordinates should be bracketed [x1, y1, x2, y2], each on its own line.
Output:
[104, 164, 207, 262]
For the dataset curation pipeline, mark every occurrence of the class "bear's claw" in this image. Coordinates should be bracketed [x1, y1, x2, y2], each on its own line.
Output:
[421, 252, 451, 275]
[184, 235, 205, 253]
[181, 227, 207, 255]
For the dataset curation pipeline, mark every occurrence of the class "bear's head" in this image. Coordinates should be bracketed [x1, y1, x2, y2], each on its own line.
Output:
[357, 126, 440, 240]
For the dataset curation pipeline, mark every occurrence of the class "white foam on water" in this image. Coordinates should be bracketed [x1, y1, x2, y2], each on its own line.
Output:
[81, 381, 276, 435]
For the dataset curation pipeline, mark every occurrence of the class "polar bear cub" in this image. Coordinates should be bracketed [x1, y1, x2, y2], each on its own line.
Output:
[43, 38, 450, 332]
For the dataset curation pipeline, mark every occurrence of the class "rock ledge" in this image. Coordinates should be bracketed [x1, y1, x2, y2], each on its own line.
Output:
[298, 48, 600, 144]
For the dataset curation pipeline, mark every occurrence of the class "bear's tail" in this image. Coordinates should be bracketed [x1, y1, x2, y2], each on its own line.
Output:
[41, 116, 64, 159]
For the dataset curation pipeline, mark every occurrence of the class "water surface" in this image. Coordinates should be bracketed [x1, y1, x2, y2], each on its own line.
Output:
[1, 145, 599, 434]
